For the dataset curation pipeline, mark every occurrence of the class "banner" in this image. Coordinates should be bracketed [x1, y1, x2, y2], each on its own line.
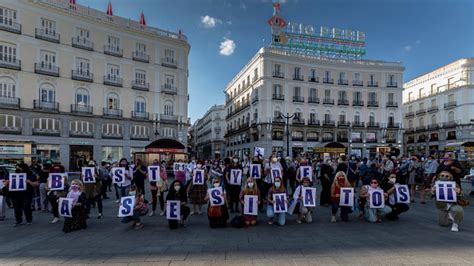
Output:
[229, 169, 242, 185]
[273, 193, 287, 213]
[243, 195, 258, 215]
[254, 147, 264, 158]
[167, 200, 181, 220]
[173, 163, 185, 172]
[368, 188, 385, 209]
[271, 168, 282, 183]
[148, 166, 161, 182]
[299, 166, 312, 180]
[249, 164, 261, 179]
[112, 167, 126, 184]
[118, 196, 136, 217]
[9, 173, 26, 191]
[58, 197, 73, 217]
[82, 167, 96, 184]
[48, 173, 65, 191]
[394, 184, 410, 204]
[339, 187, 354, 207]
[435, 181, 457, 202]
[193, 169, 205, 185]
[208, 187, 225, 206]
[302, 187, 316, 207]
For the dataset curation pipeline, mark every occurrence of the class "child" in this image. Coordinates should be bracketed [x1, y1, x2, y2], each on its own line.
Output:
[121, 185, 147, 229]
[63, 179, 87, 233]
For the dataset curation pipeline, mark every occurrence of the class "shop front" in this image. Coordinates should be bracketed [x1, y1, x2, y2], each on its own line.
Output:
[69, 145, 93, 171]
[135, 138, 187, 165]
[0, 141, 34, 165]
[313, 142, 347, 160]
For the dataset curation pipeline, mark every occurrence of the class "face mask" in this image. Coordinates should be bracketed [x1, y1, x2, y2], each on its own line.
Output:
[197, 164, 202, 168]
[233, 159, 239, 164]
[174, 185, 181, 191]
[248, 182, 254, 188]
[129, 191, 136, 196]
[389, 178, 396, 184]
[337, 178, 345, 184]
[120, 162, 127, 166]
[213, 183, 220, 188]
[71, 184, 79, 192]
[274, 181, 281, 188]
[370, 183, 378, 188]
[272, 158, 278, 163]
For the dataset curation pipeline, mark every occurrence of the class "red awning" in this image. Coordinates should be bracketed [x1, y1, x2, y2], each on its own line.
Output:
[139, 11, 146, 26]
[106, 1, 113, 16]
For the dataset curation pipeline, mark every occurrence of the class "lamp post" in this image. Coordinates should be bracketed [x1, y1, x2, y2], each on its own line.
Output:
[281, 112, 294, 157]
[154, 117, 160, 140]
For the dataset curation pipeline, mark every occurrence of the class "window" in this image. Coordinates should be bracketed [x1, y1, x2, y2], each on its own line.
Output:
[0, 77, 15, 97]
[369, 113, 375, 123]
[75, 57, 90, 73]
[162, 127, 175, 137]
[40, 18, 56, 35]
[291, 131, 303, 140]
[408, 92, 413, 101]
[165, 75, 174, 87]
[294, 67, 301, 77]
[408, 106, 413, 113]
[419, 117, 424, 127]
[310, 69, 316, 79]
[40, 50, 56, 67]
[388, 93, 394, 103]
[431, 115, 436, 125]
[369, 74, 375, 83]
[294, 111, 302, 120]
[76, 28, 90, 41]
[102, 123, 122, 135]
[448, 77, 455, 88]
[408, 120, 413, 128]
[431, 99, 436, 107]
[164, 49, 175, 61]
[135, 97, 146, 113]
[107, 92, 119, 109]
[254, 68, 258, 79]
[0, 114, 21, 128]
[0, 7, 17, 25]
[324, 113, 331, 122]
[136, 43, 146, 53]
[70, 121, 94, 132]
[339, 72, 346, 80]
[106, 64, 120, 80]
[274, 109, 281, 118]
[448, 111, 455, 122]
[33, 118, 59, 130]
[274, 64, 281, 74]
[102, 146, 123, 163]
[430, 84, 437, 95]
[309, 88, 317, 98]
[107, 36, 120, 49]
[354, 73, 361, 81]
[448, 94, 454, 102]
[354, 91, 362, 101]
[324, 89, 330, 99]
[354, 113, 360, 123]
[368, 92, 377, 102]
[388, 114, 394, 125]
[339, 91, 347, 100]
[135, 70, 146, 84]
[273, 84, 282, 95]
[339, 113, 346, 122]
[39, 83, 55, 102]
[294, 87, 301, 97]
[0, 42, 16, 62]
[75, 88, 89, 106]
[388, 75, 395, 83]
[325, 71, 331, 79]
[418, 88, 424, 98]
[309, 113, 316, 122]
[419, 102, 424, 109]
[164, 101, 174, 115]
[131, 125, 149, 136]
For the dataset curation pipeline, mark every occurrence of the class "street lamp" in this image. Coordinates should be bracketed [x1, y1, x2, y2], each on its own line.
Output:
[154, 117, 160, 140]
[281, 112, 294, 157]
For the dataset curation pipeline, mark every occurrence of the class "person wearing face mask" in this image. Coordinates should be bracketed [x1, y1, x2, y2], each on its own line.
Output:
[63, 180, 87, 233]
[250, 157, 265, 211]
[381, 174, 410, 221]
[117, 158, 133, 201]
[408, 155, 424, 203]
[46, 164, 69, 224]
[83, 160, 104, 219]
[132, 159, 147, 197]
[121, 185, 146, 229]
[292, 176, 314, 224]
[347, 156, 359, 188]
[205, 177, 229, 228]
[330, 172, 352, 222]
[432, 171, 465, 232]
[225, 158, 242, 213]
[174, 159, 187, 186]
[319, 160, 333, 207]
[166, 180, 191, 229]
[359, 178, 392, 223]
[149, 160, 168, 217]
[239, 177, 260, 227]
[266, 176, 287, 226]
[436, 152, 464, 187]
[188, 160, 208, 215]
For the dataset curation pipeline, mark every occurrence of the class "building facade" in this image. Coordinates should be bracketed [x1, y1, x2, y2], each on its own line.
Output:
[193, 105, 225, 160]
[224, 47, 404, 159]
[0, 0, 190, 170]
[403, 58, 474, 159]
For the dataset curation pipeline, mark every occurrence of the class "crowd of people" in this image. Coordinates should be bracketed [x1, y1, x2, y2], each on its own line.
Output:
[0, 151, 471, 233]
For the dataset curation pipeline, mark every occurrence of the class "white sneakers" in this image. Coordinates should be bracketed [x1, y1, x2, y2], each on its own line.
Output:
[451, 223, 459, 232]
[148, 211, 154, 217]
[159, 211, 165, 216]
[331, 216, 336, 223]
[51, 217, 59, 224]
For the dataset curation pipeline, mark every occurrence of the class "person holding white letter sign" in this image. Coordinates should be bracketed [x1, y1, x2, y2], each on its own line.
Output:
[266, 176, 287, 226]
[359, 178, 392, 223]
[330, 172, 353, 223]
[166, 180, 191, 229]
[291, 176, 315, 224]
[381, 174, 410, 221]
[239, 177, 260, 227]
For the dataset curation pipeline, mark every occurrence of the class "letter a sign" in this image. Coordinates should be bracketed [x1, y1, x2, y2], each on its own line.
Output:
[82, 167, 96, 184]
[302, 187, 316, 207]
[193, 169, 205, 185]
[58, 197, 73, 217]
[250, 164, 261, 179]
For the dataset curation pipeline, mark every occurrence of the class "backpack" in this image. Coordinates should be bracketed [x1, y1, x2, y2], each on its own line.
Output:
[231, 215, 245, 228]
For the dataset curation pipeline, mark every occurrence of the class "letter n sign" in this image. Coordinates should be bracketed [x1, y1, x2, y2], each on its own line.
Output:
[436, 181, 457, 202]
[273, 193, 287, 213]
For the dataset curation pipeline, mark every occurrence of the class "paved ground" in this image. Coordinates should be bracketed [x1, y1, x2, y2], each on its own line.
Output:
[0, 182, 473, 265]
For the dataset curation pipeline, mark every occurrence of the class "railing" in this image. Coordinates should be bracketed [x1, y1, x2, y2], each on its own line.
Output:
[293, 96, 304, 102]
[323, 78, 334, 84]
[35, 63, 60, 77]
[70, 104, 93, 114]
[131, 111, 149, 120]
[367, 81, 378, 87]
[405, 112, 415, 118]
[427, 124, 439, 130]
[352, 121, 365, 128]
[162, 57, 177, 68]
[308, 77, 319, 83]
[338, 79, 348, 85]
[103, 75, 123, 87]
[0, 97, 20, 109]
[103, 45, 123, 57]
[0, 56, 21, 70]
[352, 80, 363, 86]
[427, 106, 439, 113]
[72, 37, 93, 51]
[353, 100, 364, 107]
[323, 98, 334, 105]
[367, 101, 379, 107]
[367, 122, 380, 128]
[160, 114, 179, 122]
[444, 101, 457, 109]
[386, 102, 398, 108]
[132, 80, 150, 91]
[32, 128, 60, 136]
[338, 121, 350, 127]
[387, 123, 400, 128]
[251, 96, 259, 103]
[337, 137, 349, 142]
[71, 70, 93, 82]
[308, 97, 320, 104]
[293, 74, 304, 81]
[33, 100, 59, 111]
[102, 132, 123, 139]
[443, 121, 457, 128]
[0, 19, 21, 34]
[272, 71, 284, 78]
[337, 99, 349, 106]
[308, 119, 320, 126]
[132, 51, 150, 63]
[272, 117, 285, 123]
[387, 82, 398, 88]
[35, 28, 60, 43]
[322, 120, 335, 126]
[416, 126, 426, 131]
[103, 108, 123, 117]
[70, 130, 94, 138]
[322, 137, 334, 142]
[352, 138, 362, 143]
[161, 84, 177, 94]
[272, 94, 284, 100]
[416, 109, 426, 115]
[292, 118, 305, 125]
[130, 134, 150, 141]
[0, 126, 21, 134]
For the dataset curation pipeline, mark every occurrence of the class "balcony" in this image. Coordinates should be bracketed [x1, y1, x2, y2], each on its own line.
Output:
[367, 101, 379, 107]
[367, 81, 378, 87]
[352, 138, 362, 143]
[338, 121, 350, 128]
[405, 112, 415, 118]
[34, 63, 59, 77]
[387, 82, 398, 88]
[32, 128, 60, 136]
[102, 132, 123, 139]
[352, 121, 365, 128]
[427, 106, 439, 113]
[444, 101, 457, 109]
[308, 119, 320, 126]
[293, 96, 304, 103]
[0, 97, 20, 109]
[161, 84, 177, 94]
[323, 78, 334, 84]
[103, 45, 123, 57]
[162, 57, 177, 68]
[323, 98, 334, 105]
[272, 94, 284, 101]
[0, 56, 21, 70]
[132, 80, 150, 91]
[386, 102, 398, 108]
[160, 114, 179, 123]
[69, 130, 94, 138]
[130, 134, 150, 141]
[292, 136, 304, 141]
[132, 51, 150, 63]
[0, 19, 21, 34]
[337, 99, 349, 106]
[293, 74, 304, 81]
[251, 96, 259, 104]
[103, 75, 123, 87]
[367, 122, 380, 128]
[272, 71, 284, 79]
[322, 137, 334, 142]
[308, 77, 319, 83]
[70, 104, 93, 115]
[131, 111, 150, 120]
[338, 79, 348, 85]
[322, 120, 335, 127]
[308, 97, 320, 104]
[366, 138, 378, 143]
[71, 70, 93, 82]
[443, 122, 457, 128]
[72, 37, 93, 51]
[352, 80, 363, 86]
[33, 100, 59, 112]
[387, 123, 400, 129]
[272, 117, 285, 124]
[416, 109, 426, 116]
[35, 28, 60, 43]
[416, 126, 426, 132]
[405, 128, 415, 133]
[292, 118, 305, 125]
[103, 108, 123, 118]
[0, 126, 21, 135]
[337, 137, 349, 142]
[427, 124, 439, 130]
[352, 100, 364, 107]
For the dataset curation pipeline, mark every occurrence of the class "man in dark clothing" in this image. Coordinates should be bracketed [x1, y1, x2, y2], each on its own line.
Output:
[436, 152, 464, 187]
[381, 174, 409, 221]
[319, 160, 333, 206]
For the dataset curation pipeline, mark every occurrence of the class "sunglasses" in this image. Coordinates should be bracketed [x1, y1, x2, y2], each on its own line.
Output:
[370, 181, 378, 184]
[439, 174, 450, 178]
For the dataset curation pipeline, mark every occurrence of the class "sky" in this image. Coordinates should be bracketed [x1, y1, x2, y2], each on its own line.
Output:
[80, 0, 474, 124]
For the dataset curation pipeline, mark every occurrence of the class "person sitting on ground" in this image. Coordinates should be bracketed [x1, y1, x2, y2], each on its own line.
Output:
[166, 180, 190, 230]
[359, 178, 392, 223]
[381, 173, 409, 221]
[121, 185, 147, 230]
[292, 176, 314, 224]
[432, 171, 465, 232]
[330, 171, 352, 223]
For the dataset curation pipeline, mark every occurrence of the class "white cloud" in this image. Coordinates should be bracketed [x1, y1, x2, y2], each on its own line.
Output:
[200, 15, 222, 28]
[404, 45, 412, 52]
[219, 38, 236, 56]
[226, 20, 232, 25]
[415, 40, 421, 45]
[240, 2, 247, 10]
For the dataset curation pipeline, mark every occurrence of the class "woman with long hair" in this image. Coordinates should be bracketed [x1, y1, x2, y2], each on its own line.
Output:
[166, 180, 190, 229]
[330, 171, 352, 222]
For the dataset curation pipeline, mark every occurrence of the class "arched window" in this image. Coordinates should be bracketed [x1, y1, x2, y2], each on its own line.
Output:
[369, 112, 375, 123]
[448, 111, 455, 122]
[388, 112, 395, 125]
[75, 88, 89, 106]
[408, 119, 413, 129]
[0, 77, 16, 98]
[354, 111, 361, 123]
[39, 83, 55, 102]
[324, 110, 331, 122]
[431, 115, 437, 125]
[273, 106, 281, 118]
[419, 117, 424, 127]
[339, 111, 346, 122]
[106, 92, 119, 109]
[134, 96, 146, 113]
[164, 100, 174, 115]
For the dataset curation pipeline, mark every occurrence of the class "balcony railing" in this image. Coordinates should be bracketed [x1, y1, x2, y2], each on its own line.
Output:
[35, 28, 60, 43]
[308, 77, 319, 83]
[0, 56, 21, 70]
[70, 104, 93, 115]
[386, 102, 398, 108]
[33, 100, 59, 111]
[308, 119, 320, 126]
[387, 82, 398, 88]
[130, 134, 150, 141]
[132, 80, 150, 91]
[352, 138, 362, 143]
[0, 126, 21, 135]
[352, 100, 364, 107]
[427, 106, 439, 113]
[323, 120, 335, 127]
[35, 63, 59, 77]
[323, 78, 334, 84]
[443, 122, 457, 128]
[322, 137, 334, 142]
[367, 122, 380, 128]
[405, 112, 415, 118]
[293, 74, 304, 81]
[32, 128, 60, 136]
[69, 130, 94, 138]
[160, 114, 179, 123]
[71, 70, 93, 82]
[0, 19, 21, 34]
[272, 71, 284, 78]
[72, 37, 94, 51]
[103, 45, 123, 57]
[444, 101, 457, 109]
[387, 123, 400, 128]
[161, 57, 177, 68]
[161, 84, 177, 94]
[367, 101, 379, 107]
[251, 96, 259, 104]
[272, 117, 285, 124]
[102, 132, 123, 139]
[308, 97, 320, 104]
[338, 79, 348, 85]
[103, 108, 123, 118]
[338, 121, 350, 127]
[416, 126, 426, 131]
[416, 109, 426, 115]
[352, 80, 363, 86]
[352, 121, 365, 128]
[367, 81, 379, 87]
[323, 98, 335, 105]
[293, 96, 304, 103]
[103, 75, 123, 87]
[272, 94, 284, 101]
[292, 118, 305, 125]
[0, 97, 20, 109]
[427, 124, 439, 130]
[337, 137, 349, 142]
[132, 51, 150, 63]
[338, 99, 349, 106]
[131, 111, 150, 120]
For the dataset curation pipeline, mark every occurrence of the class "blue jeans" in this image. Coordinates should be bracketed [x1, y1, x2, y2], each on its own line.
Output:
[266, 204, 286, 225]
[364, 205, 392, 223]
[121, 211, 140, 224]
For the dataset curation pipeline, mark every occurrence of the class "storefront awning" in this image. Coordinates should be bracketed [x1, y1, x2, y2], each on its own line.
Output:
[145, 138, 186, 153]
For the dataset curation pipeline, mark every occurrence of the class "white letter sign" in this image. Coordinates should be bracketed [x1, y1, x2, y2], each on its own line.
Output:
[249, 164, 261, 179]
[193, 169, 205, 185]
[273, 193, 287, 213]
[299, 166, 313, 180]
[230, 169, 242, 185]
[254, 147, 264, 157]
[148, 166, 160, 182]
[435, 181, 457, 202]
[58, 197, 73, 217]
[9, 173, 26, 191]
[166, 200, 181, 220]
[244, 195, 258, 215]
[208, 187, 225, 206]
[271, 168, 282, 183]
[112, 167, 126, 184]
[302, 187, 316, 207]
[48, 173, 65, 191]
[394, 184, 410, 204]
[82, 167, 95, 184]
[339, 187, 354, 207]
[118, 196, 136, 217]
[368, 188, 385, 209]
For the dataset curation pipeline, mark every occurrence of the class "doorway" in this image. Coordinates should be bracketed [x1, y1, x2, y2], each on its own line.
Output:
[69, 145, 93, 171]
